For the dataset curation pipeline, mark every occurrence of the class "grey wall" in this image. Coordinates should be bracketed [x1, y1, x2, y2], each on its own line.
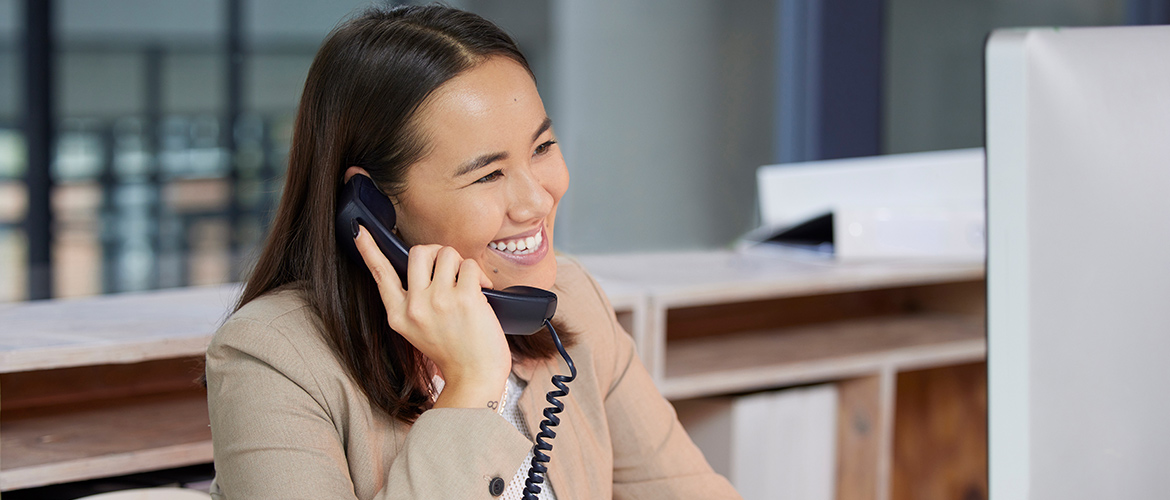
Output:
[0, 0, 18, 122]
[0, 0, 15, 34]
[0, 50, 17, 122]
[57, 0, 376, 45]
[47, 0, 369, 119]
[884, 0, 1126, 154]
[551, 0, 775, 253]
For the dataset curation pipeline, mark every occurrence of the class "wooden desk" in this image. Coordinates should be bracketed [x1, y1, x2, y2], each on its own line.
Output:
[1, 251, 986, 498]
[578, 251, 984, 393]
[577, 250, 986, 500]
[0, 285, 240, 491]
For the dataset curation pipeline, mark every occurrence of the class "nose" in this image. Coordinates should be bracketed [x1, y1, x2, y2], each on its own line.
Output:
[506, 165, 554, 223]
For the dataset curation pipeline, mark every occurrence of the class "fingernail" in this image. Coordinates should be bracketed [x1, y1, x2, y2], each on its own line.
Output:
[351, 219, 360, 238]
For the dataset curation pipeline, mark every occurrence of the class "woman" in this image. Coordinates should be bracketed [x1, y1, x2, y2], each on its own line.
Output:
[205, 5, 739, 499]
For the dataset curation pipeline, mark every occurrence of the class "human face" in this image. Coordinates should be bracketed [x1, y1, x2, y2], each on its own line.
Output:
[392, 56, 569, 290]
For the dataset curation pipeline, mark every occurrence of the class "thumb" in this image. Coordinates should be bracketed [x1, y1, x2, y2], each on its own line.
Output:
[476, 261, 494, 289]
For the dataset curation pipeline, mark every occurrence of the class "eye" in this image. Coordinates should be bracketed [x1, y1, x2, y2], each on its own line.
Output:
[474, 169, 504, 184]
[534, 140, 557, 156]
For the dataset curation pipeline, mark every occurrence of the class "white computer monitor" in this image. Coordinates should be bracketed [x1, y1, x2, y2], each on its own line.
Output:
[986, 25, 1170, 499]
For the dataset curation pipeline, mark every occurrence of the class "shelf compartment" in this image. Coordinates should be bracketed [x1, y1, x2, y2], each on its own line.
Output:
[1, 390, 212, 491]
[661, 313, 985, 400]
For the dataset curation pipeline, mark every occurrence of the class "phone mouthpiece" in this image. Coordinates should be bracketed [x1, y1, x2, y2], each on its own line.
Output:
[486, 286, 557, 335]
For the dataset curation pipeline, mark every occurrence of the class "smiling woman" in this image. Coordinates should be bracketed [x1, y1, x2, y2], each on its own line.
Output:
[378, 56, 567, 292]
[203, 5, 740, 500]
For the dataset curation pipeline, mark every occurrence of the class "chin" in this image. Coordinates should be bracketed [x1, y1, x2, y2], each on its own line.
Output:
[531, 258, 558, 289]
[494, 257, 556, 291]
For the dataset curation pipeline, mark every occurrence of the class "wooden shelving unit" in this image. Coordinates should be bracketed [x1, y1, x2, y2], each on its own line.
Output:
[2, 391, 212, 491]
[578, 250, 988, 500]
[578, 251, 984, 380]
[0, 284, 239, 492]
[2, 250, 988, 499]
[661, 313, 985, 401]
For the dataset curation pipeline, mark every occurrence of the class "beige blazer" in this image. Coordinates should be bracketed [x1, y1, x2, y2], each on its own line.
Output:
[205, 257, 740, 499]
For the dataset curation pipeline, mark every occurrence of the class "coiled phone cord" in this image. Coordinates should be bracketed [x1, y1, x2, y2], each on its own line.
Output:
[522, 318, 577, 500]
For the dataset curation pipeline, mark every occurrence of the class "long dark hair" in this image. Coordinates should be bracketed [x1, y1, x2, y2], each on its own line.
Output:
[236, 5, 573, 423]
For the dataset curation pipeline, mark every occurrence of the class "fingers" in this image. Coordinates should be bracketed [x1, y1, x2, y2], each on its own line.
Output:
[355, 230, 492, 334]
[431, 246, 464, 287]
[406, 245, 440, 291]
[412, 245, 486, 291]
[353, 225, 404, 303]
[456, 258, 494, 291]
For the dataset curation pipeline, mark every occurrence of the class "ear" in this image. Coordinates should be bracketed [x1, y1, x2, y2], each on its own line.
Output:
[344, 166, 370, 183]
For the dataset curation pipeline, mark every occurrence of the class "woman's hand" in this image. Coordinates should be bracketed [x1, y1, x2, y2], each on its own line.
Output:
[354, 225, 511, 411]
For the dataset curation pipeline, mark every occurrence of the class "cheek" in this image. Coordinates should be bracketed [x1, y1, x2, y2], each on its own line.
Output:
[396, 197, 496, 252]
[450, 201, 506, 257]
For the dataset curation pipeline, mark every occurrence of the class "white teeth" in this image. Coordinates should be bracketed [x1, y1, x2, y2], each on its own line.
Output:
[490, 230, 546, 254]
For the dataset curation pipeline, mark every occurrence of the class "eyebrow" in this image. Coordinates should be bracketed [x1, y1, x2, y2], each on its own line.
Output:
[532, 116, 553, 143]
[453, 117, 554, 178]
[454, 152, 508, 178]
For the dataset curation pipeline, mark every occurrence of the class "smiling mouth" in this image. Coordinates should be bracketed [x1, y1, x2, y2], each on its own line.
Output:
[488, 229, 544, 255]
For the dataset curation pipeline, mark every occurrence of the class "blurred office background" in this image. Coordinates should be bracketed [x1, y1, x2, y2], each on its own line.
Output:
[0, 0, 1159, 302]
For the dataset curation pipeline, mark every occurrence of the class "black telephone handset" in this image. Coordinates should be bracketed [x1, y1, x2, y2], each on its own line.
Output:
[336, 174, 572, 499]
[336, 175, 556, 335]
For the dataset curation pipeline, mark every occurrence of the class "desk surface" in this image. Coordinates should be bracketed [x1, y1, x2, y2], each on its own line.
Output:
[0, 250, 983, 374]
[0, 284, 241, 373]
[577, 250, 983, 308]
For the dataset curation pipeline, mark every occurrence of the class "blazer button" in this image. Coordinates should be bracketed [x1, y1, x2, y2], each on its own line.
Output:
[489, 476, 506, 496]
